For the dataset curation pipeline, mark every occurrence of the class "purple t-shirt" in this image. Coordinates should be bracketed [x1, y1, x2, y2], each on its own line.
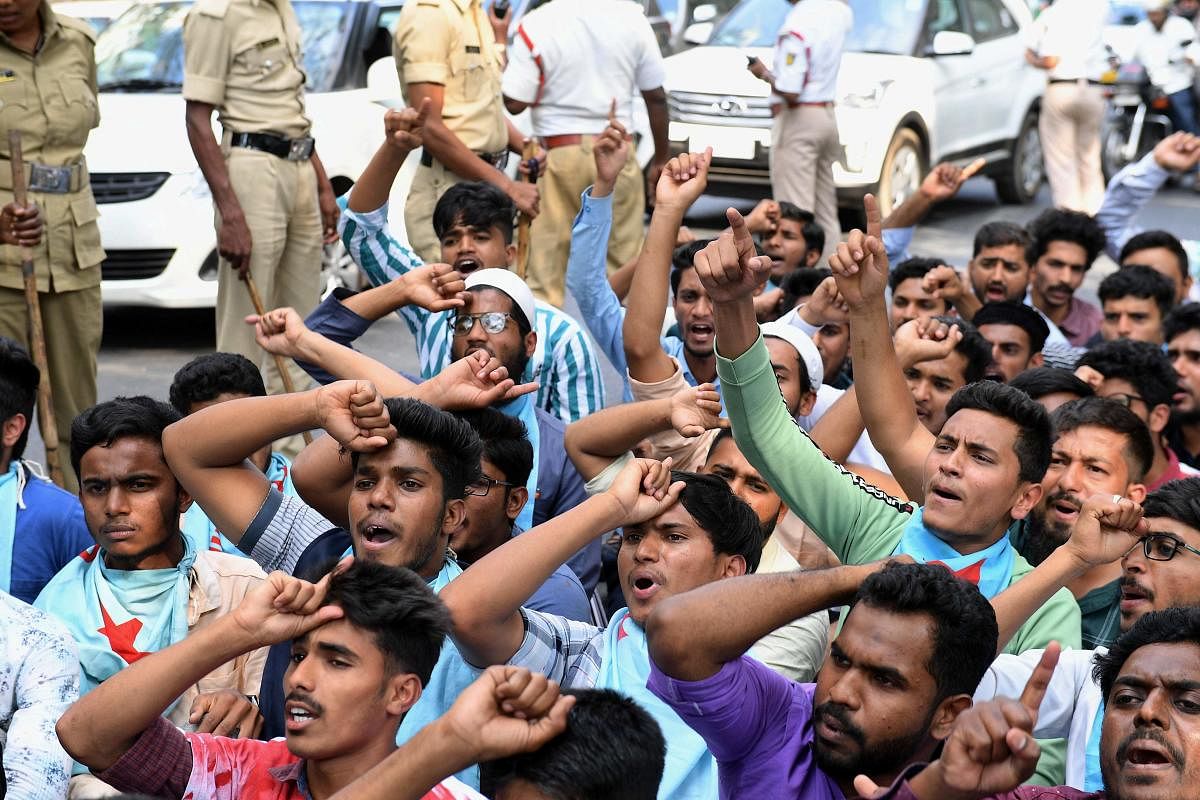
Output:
[647, 656, 844, 800]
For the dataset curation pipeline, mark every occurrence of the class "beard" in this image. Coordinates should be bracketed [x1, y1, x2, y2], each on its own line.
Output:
[1018, 510, 1071, 567]
[1173, 407, 1200, 426]
[812, 700, 935, 780]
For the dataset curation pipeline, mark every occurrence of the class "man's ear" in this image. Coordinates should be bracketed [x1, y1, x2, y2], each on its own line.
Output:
[385, 672, 424, 718]
[2, 412, 26, 450]
[1009, 481, 1043, 521]
[505, 242, 518, 265]
[1127, 482, 1147, 504]
[442, 498, 467, 535]
[177, 485, 194, 514]
[798, 388, 818, 418]
[1029, 352, 1044, 369]
[1148, 403, 1171, 435]
[524, 331, 538, 358]
[929, 694, 974, 741]
[722, 553, 748, 578]
[505, 486, 528, 523]
[804, 249, 821, 268]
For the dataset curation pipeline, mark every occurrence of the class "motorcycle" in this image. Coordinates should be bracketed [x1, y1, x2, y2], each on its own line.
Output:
[1100, 61, 1175, 181]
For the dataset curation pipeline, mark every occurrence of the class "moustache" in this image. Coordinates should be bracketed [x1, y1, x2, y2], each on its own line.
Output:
[285, 691, 324, 716]
[1047, 283, 1073, 295]
[814, 701, 866, 747]
[1117, 729, 1185, 769]
[1044, 490, 1082, 510]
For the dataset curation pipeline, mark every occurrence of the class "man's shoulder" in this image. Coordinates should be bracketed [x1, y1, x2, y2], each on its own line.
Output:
[0, 590, 76, 648]
[54, 12, 98, 44]
[18, 469, 83, 519]
[191, 0, 233, 20]
[534, 300, 585, 335]
[194, 549, 268, 580]
[396, 0, 458, 28]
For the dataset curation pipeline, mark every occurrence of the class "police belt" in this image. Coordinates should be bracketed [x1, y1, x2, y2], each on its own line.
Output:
[420, 149, 509, 170]
[230, 131, 315, 161]
[0, 159, 88, 193]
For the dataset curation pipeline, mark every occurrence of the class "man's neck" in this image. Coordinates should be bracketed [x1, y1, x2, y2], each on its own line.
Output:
[1066, 561, 1122, 599]
[307, 739, 398, 800]
[1145, 440, 1172, 487]
[102, 534, 186, 571]
[683, 350, 717, 384]
[1181, 422, 1200, 459]
[0, 452, 11, 473]
[925, 513, 1009, 556]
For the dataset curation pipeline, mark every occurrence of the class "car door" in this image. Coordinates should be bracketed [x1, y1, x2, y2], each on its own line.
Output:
[959, 0, 1026, 151]
[921, 0, 978, 158]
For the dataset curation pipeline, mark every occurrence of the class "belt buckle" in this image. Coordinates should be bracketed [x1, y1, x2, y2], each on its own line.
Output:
[492, 151, 510, 170]
[288, 137, 315, 161]
[28, 163, 71, 193]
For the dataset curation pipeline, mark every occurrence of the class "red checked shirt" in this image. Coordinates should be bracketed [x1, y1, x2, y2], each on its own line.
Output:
[98, 716, 486, 799]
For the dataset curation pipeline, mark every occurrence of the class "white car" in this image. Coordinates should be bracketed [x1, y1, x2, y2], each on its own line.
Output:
[663, 0, 1047, 216]
[89, 0, 413, 308]
[52, 0, 133, 33]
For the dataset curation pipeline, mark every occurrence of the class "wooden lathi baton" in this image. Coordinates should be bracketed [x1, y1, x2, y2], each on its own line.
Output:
[515, 139, 540, 280]
[9, 131, 63, 486]
[245, 274, 312, 445]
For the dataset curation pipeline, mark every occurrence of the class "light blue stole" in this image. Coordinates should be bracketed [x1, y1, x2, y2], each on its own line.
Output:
[0, 461, 20, 592]
[183, 452, 295, 556]
[595, 609, 719, 800]
[894, 507, 1016, 599]
[497, 394, 539, 530]
[1084, 701, 1104, 791]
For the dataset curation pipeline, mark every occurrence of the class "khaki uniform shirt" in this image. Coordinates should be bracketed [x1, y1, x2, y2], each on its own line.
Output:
[182, 0, 311, 140]
[392, 0, 506, 154]
[0, 4, 103, 293]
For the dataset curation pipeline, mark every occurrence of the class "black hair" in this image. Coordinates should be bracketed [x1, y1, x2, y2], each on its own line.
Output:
[486, 689, 666, 800]
[0, 336, 39, 460]
[670, 239, 715, 295]
[1099, 265, 1176, 319]
[352, 399, 482, 501]
[888, 257, 946, 292]
[1165, 303, 1200, 343]
[1094, 607, 1200, 701]
[708, 427, 736, 455]
[453, 407, 533, 486]
[780, 267, 833, 312]
[70, 396, 183, 478]
[168, 352, 267, 416]
[667, 470, 763, 572]
[778, 201, 826, 255]
[320, 560, 451, 686]
[944, 381, 1052, 483]
[932, 315, 993, 384]
[973, 301, 1051, 355]
[1077, 339, 1180, 409]
[1009, 367, 1094, 402]
[1119, 229, 1190, 284]
[433, 182, 515, 244]
[1051, 398, 1155, 483]
[1141, 477, 1200, 532]
[1026, 208, 1107, 268]
[851, 562, 998, 700]
[973, 220, 1033, 263]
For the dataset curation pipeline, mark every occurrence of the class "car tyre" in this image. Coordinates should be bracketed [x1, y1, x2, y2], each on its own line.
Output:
[876, 128, 926, 218]
[994, 110, 1043, 204]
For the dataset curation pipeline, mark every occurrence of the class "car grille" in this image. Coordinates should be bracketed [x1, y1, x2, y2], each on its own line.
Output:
[668, 90, 773, 128]
[101, 249, 175, 281]
[90, 172, 170, 204]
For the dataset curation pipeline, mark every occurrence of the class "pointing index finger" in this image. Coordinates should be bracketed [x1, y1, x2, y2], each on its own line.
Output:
[1019, 642, 1060, 717]
[609, 98, 617, 126]
[727, 207, 755, 256]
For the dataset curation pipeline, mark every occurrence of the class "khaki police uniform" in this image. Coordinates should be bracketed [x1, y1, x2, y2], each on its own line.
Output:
[0, 3, 103, 493]
[393, 0, 507, 263]
[183, 0, 321, 408]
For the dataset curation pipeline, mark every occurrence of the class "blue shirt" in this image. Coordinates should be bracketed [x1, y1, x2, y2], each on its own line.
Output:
[9, 463, 92, 604]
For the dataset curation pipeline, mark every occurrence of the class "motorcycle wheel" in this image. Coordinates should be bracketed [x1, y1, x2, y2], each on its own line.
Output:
[1100, 116, 1132, 184]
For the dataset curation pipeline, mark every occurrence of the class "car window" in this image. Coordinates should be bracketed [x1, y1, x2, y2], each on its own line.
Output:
[926, 0, 966, 35]
[965, 0, 1017, 42]
[710, 0, 926, 56]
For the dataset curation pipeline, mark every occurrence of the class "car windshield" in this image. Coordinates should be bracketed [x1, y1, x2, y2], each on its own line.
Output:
[95, 1, 354, 93]
[709, 0, 925, 55]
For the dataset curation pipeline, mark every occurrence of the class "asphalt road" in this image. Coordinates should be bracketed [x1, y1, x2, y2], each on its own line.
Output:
[23, 176, 1200, 465]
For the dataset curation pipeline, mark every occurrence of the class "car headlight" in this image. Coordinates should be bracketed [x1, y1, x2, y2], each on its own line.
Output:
[179, 169, 211, 200]
[841, 80, 891, 109]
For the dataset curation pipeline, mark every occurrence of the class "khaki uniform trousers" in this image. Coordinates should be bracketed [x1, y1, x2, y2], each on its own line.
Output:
[1040, 81, 1105, 214]
[0, 282, 100, 493]
[404, 161, 464, 264]
[770, 104, 841, 260]
[527, 140, 644, 308]
[214, 147, 321, 453]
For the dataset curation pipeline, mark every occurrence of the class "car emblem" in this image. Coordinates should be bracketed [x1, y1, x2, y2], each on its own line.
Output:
[712, 96, 747, 115]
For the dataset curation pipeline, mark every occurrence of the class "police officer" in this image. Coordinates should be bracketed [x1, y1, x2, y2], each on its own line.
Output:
[393, 0, 538, 263]
[502, 0, 669, 308]
[0, 0, 103, 493]
[749, 0, 852, 262]
[182, 0, 337, 405]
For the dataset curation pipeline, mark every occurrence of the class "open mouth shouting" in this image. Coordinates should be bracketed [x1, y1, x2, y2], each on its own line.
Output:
[983, 282, 1010, 302]
[687, 322, 715, 348]
[357, 520, 401, 558]
[285, 694, 323, 733]
[1047, 493, 1082, 525]
[927, 482, 963, 507]
[1119, 734, 1180, 777]
[627, 568, 664, 603]
[1119, 580, 1154, 616]
[453, 256, 482, 274]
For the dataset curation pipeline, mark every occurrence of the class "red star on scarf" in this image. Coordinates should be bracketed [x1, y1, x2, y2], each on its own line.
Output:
[929, 558, 984, 585]
[97, 602, 150, 664]
[617, 617, 630, 641]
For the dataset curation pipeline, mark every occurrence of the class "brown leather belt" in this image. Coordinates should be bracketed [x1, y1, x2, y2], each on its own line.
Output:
[543, 134, 589, 149]
[786, 100, 834, 108]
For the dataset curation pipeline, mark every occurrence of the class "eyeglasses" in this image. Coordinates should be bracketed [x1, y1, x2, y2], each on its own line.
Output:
[450, 312, 516, 336]
[1104, 392, 1146, 409]
[1135, 533, 1200, 562]
[465, 475, 519, 497]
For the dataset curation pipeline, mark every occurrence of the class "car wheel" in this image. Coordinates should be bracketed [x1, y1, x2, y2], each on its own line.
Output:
[320, 240, 363, 297]
[877, 128, 926, 218]
[994, 111, 1043, 204]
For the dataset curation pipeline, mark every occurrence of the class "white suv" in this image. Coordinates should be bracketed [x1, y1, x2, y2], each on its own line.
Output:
[663, 0, 1046, 216]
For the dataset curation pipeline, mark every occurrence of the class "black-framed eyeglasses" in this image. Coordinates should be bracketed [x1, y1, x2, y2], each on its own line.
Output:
[1135, 533, 1200, 562]
[450, 312, 516, 336]
[465, 475, 519, 497]
[1105, 392, 1146, 409]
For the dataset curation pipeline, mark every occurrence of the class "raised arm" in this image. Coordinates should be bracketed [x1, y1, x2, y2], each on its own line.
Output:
[1096, 132, 1200, 259]
[348, 103, 427, 214]
[439, 459, 682, 667]
[647, 562, 877, 681]
[882, 160, 984, 230]
[622, 149, 712, 383]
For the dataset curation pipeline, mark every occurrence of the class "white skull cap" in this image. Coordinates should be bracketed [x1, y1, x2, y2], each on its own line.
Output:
[464, 268, 537, 331]
[761, 320, 825, 389]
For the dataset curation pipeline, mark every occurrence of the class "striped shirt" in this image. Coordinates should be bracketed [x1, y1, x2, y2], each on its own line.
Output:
[511, 606, 606, 688]
[339, 201, 606, 422]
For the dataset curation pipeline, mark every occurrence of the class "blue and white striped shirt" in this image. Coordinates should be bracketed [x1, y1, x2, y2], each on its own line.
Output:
[339, 200, 606, 423]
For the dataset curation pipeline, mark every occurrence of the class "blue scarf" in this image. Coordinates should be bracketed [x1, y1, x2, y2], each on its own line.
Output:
[183, 452, 295, 556]
[497, 394, 539, 531]
[894, 507, 1016, 599]
[0, 461, 20, 593]
[596, 609, 719, 800]
[1085, 701, 1104, 791]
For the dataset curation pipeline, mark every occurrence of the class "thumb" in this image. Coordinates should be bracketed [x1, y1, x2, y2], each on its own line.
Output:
[853, 774, 885, 798]
[189, 694, 210, 724]
[415, 97, 431, 127]
[244, 314, 263, 327]
[609, 97, 617, 125]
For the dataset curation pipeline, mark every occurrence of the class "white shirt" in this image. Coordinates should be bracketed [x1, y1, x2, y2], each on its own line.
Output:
[503, 0, 665, 136]
[1132, 15, 1200, 95]
[772, 0, 853, 102]
[1024, 0, 1110, 81]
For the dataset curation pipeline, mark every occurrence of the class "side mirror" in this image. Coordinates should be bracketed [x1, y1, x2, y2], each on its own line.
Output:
[692, 2, 717, 22]
[683, 21, 714, 45]
[367, 56, 404, 108]
[927, 30, 976, 56]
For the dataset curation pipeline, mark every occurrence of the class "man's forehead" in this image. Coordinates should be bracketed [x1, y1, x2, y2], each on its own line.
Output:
[464, 287, 515, 312]
[837, 604, 934, 679]
[1144, 516, 1200, 544]
[979, 323, 1030, 347]
[943, 408, 1018, 445]
[910, 351, 968, 382]
[1118, 642, 1200, 685]
[705, 439, 761, 478]
[629, 499, 699, 532]
[676, 268, 706, 293]
[976, 243, 1027, 264]
[80, 436, 169, 474]
[894, 277, 937, 298]
[358, 439, 436, 472]
[1053, 426, 1125, 460]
